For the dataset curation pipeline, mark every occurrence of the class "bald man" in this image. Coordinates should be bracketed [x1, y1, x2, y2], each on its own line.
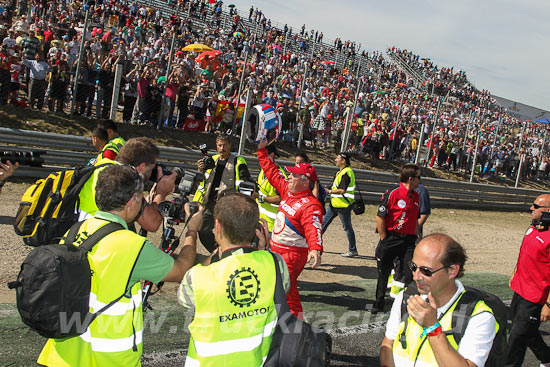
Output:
[380, 234, 497, 367]
[507, 194, 550, 367]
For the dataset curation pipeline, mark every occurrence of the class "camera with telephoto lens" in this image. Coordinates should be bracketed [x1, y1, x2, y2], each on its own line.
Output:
[199, 144, 215, 170]
[0, 150, 45, 167]
[148, 163, 180, 185]
[157, 170, 204, 223]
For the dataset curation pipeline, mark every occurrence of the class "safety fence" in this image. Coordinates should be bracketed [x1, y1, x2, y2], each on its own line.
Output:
[0, 128, 544, 211]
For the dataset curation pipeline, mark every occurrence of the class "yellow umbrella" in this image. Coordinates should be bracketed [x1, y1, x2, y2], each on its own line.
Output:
[181, 43, 212, 52]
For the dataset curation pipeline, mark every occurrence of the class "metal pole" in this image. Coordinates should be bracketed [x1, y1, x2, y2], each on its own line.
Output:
[341, 78, 362, 152]
[70, 3, 91, 118]
[296, 62, 309, 149]
[282, 30, 288, 56]
[109, 62, 123, 120]
[232, 22, 258, 131]
[389, 90, 405, 160]
[515, 153, 524, 188]
[414, 118, 426, 165]
[470, 128, 482, 182]
[459, 110, 474, 169]
[462, 110, 474, 152]
[157, 13, 179, 128]
[424, 97, 442, 167]
[238, 89, 251, 155]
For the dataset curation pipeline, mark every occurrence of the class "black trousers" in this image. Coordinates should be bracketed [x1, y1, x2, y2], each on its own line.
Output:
[198, 202, 217, 253]
[374, 233, 416, 309]
[506, 292, 550, 366]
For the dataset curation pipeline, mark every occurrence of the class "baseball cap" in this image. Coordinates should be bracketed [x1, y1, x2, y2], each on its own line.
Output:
[338, 151, 351, 163]
[285, 163, 317, 182]
[266, 144, 280, 157]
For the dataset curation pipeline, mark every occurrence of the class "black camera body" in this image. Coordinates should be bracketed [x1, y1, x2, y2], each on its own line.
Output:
[536, 212, 550, 231]
[158, 170, 204, 223]
[0, 150, 45, 167]
[199, 144, 215, 171]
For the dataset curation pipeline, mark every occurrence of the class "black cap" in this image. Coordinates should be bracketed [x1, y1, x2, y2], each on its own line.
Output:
[266, 144, 280, 158]
[338, 151, 351, 163]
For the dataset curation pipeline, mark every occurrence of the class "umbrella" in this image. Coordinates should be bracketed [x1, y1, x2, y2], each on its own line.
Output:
[371, 90, 388, 95]
[112, 37, 125, 43]
[320, 60, 334, 65]
[50, 40, 63, 48]
[228, 4, 235, 7]
[196, 49, 222, 62]
[233, 31, 244, 37]
[536, 118, 550, 124]
[397, 82, 408, 88]
[182, 43, 212, 52]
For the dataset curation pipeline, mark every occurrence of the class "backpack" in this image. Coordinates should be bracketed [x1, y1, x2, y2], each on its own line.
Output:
[400, 282, 508, 367]
[7, 221, 124, 339]
[265, 252, 331, 367]
[14, 163, 112, 247]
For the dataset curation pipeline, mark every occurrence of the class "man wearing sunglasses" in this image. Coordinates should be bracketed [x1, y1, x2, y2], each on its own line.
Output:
[373, 164, 421, 313]
[506, 194, 550, 367]
[380, 233, 497, 367]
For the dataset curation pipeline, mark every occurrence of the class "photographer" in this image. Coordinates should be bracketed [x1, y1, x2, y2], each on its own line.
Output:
[178, 193, 289, 365]
[37, 165, 202, 367]
[193, 134, 251, 252]
[79, 137, 177, 233]
[0, 159, 18, 193]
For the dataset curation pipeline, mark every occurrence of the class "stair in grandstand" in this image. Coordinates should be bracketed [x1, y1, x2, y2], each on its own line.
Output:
[386, 50, 427, 90]
[144, 0, 381, 78]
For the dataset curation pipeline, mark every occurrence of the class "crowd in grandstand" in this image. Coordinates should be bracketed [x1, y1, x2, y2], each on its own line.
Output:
[0, 0, 548, 181]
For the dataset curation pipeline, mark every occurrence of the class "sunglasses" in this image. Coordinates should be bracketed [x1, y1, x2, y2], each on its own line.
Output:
[408, 261, 448, 277]
[532, 203, 550, 209]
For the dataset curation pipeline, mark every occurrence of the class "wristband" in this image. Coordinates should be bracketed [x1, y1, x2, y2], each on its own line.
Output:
[420, 321, 441, 338]
[427, 325, 443, 337]
[546, 302, 550, 309]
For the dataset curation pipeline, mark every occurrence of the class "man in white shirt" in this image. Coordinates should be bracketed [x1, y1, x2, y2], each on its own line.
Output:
[379, 233, 497, 367]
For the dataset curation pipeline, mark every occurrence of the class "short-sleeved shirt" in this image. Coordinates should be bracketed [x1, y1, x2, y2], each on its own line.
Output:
[415, 183, 431, 217]
[178, 248, 289, 310]
[385, 280, 496, 367]
[377, 183, 419, 235]
[511, 225, 550, 304]
[93, 211, 174, 292]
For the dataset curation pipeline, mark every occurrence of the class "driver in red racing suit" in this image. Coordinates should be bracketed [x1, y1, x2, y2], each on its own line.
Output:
[257, 140, 323, 318]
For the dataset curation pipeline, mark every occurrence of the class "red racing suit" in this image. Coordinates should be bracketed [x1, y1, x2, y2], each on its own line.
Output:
[257, 148, 323, 317]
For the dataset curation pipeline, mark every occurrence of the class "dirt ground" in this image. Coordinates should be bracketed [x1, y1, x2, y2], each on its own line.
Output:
[0, 181, 529, 303]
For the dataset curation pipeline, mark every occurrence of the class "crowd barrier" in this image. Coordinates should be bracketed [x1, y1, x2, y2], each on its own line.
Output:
[0, 127, 544, 211]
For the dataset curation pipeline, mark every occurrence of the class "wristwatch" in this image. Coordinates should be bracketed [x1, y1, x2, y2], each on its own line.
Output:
[545, 302, 550, 309]
[0, 180, 5, 188]
[258, 195, 264, 203]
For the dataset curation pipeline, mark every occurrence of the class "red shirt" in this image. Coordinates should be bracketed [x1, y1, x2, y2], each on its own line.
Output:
[511, 226, 550, 304]
[377, 182, 419, 235]
[43, 30, 53, 42]
[257, 148, 323, 253]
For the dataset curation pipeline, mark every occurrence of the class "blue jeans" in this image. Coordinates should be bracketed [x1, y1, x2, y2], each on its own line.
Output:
[322, 205, 356, 253]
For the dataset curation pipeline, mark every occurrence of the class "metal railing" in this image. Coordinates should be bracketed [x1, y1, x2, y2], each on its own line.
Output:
[0, 127, 544, 211]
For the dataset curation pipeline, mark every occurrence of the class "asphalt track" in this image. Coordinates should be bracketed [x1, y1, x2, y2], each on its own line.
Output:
[2, 273, 549, 366]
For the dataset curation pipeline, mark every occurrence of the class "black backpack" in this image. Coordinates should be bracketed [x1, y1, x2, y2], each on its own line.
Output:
[8, 221, 125, 339]
[264, 252, 331, 367]
[400, 282, 508, 367]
